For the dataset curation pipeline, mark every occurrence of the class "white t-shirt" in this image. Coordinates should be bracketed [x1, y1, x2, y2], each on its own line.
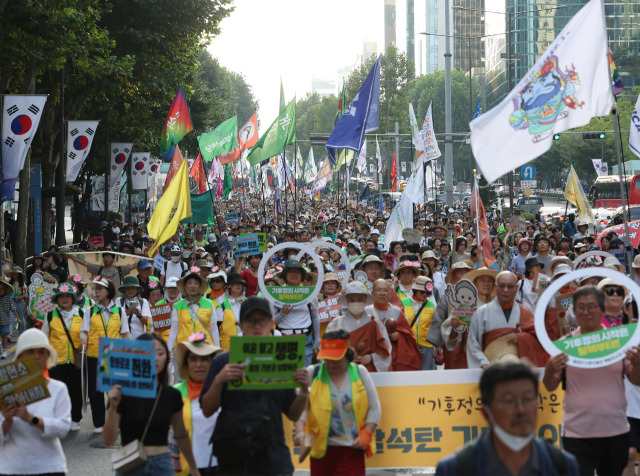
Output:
[162, 260, 187, 282]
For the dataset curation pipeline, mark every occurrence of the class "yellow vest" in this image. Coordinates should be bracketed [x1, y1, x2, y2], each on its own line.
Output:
[48, 308, 83, 365]
[403, 298, 434, 348]
[306, 363, 376, 459]
[219, 295, 240, 351]
[174, 298, 215, 348]
[174, 381, 192, 476]
[87, 305, 123, 358]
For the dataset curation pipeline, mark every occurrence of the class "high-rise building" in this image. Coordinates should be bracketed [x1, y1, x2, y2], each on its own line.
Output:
[385, 0, 397, 49]
[311, 75, 337, 98]
[407, 0, 416, 63]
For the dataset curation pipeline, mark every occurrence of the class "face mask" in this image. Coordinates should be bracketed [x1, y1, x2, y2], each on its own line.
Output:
[347, 302, 366, 316]
[171, 255, 180, 263]
[485, 407, 534, 452]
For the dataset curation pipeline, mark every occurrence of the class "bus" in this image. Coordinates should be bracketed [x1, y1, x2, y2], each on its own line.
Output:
[589, 175, 640, 209]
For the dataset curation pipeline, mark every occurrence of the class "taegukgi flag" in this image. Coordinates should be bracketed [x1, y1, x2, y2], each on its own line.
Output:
[469, 0, 614, 183]
[66, 120, 99, 182]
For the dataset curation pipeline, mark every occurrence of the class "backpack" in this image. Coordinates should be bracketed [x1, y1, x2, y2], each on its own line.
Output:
[456, 438, 566, 475]
[163, 260, 188, 277]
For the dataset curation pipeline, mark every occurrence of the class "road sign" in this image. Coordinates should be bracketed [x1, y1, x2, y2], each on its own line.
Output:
[524, 188, 533, 197]
[521, 180, 537, 189]
[521, 165, 536, 180]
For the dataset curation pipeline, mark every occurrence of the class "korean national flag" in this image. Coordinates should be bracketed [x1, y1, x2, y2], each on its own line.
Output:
[1, 95, 47, 202]
[66, 120, 99, 182]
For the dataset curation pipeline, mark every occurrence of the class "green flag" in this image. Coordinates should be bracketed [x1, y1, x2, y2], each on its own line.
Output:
[279, 79, 286, 113]
[197, 116, 238, 162]
[181, 192, 213, 224]
[223, 163, 233, 198]
[246, 98, 296, 167]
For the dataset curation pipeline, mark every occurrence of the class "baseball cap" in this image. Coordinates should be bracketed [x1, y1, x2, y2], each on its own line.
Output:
[137, 259, 153, 270]
[239, 297, 272, 322]
[317, 336, 349, 361]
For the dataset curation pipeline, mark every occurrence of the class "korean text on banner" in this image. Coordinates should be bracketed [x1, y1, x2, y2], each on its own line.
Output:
[228, 335, 305, 390]
[98, 337, 156, 398]
[469, 0, 613, 183]
[285, 368, 564, 469]
[0, 356, 50, 407]
[150, 304, 172, 334]
[233, 234, 261, 258]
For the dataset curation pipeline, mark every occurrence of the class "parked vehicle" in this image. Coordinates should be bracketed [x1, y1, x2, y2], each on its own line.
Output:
[516, 196, 544, 214]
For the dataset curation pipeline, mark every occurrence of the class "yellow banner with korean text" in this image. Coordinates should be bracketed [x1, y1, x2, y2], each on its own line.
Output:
[284, 369, 563, 469]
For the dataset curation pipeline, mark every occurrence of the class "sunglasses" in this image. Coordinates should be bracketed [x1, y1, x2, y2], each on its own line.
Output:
[605, 287, 625, 297]
[187, 354, 213, 362]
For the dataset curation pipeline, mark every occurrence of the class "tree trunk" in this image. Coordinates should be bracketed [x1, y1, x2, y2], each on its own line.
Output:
[14, 150, 30, 266]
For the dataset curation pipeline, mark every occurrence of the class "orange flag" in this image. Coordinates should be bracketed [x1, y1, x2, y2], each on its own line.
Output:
[189, 153, 208, 193]
[471, 175, 495, 261]
[163, 146, 184, 192]
[219, 112, 259, 165]
[391, 153, 398, 192]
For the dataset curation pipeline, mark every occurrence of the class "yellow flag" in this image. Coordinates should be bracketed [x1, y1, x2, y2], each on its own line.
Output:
[147, 159, 192, 257]
[564, 165, 595, 223]
[332, 149, 355, 172]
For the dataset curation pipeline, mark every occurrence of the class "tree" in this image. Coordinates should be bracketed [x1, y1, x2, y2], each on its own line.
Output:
[478, 175, 498, 209]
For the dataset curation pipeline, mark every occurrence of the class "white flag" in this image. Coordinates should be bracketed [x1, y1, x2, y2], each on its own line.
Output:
[401, 162, 407, 172]
[1, 95, 47, 193]
[376, 136, 382, 172]
[276, 155, 286, 191]
[630, 91, 640, 159]
[470, 0, 614, 183]
[591, 159, 604, 177]
[295, 146, 304, 179]
[404, 157, 425, 204]
[420, 102, 441, 162]
[409, 102, 425, 157]
[108, 142, 133, 211]
[66, 120, 99, 182]
[130, 152, 150, 190]
[384, 192, 414, 250]
[356, 139, 367, 174]
[369, 164, 374, 173]
[304, 148, 318, 184]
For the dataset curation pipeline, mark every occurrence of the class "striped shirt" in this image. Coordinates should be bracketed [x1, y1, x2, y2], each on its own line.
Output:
[0, 293, 16, 326]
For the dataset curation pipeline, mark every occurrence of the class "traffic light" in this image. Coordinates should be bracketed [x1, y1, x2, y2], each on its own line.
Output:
[553, 134, 561, 140]
[582, 132, 606, 140]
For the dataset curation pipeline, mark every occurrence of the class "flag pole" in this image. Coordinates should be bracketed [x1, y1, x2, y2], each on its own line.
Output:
[612, 103, 633, 273]
[294, 142, 298, 220]
[284, 150, 288, 224]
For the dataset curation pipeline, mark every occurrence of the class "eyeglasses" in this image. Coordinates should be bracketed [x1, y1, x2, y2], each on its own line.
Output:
[494, 395, 538, 410]
[605, 287, 625, 297]
[575, 303, 599, 312]
[187, 354, 213, 363]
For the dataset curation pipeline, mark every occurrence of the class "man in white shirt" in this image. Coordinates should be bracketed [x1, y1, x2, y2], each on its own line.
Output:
[161, 245, 188, 285]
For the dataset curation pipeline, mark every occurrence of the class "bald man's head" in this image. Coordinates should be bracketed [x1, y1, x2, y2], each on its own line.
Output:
[496, 271, 518, 306]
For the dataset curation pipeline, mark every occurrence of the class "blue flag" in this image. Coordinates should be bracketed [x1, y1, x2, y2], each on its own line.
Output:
[379, 193, 384, 213]
[473, 96, 481, 119]
[275, 187, 282, 215]
[360, 183, 371, 202]
[325, 55, 381, 165]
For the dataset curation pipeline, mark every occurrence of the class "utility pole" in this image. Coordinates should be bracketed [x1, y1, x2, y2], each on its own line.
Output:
[56, 68, 66, 246]
[444, 0, 454, 207]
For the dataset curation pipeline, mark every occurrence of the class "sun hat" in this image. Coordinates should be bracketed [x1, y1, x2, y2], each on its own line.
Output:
[517, 239, 533, 252]
[484, 335, 519, 363]
[175, 332, 221, 380]
[360, 254, 385, 271]
[421, 250, 437, 261]
[393, 260, 421, 278]
[8, 265, 27, 280]
[337, 282, 374, 306]
[92, 275, 110, 289]
[546, 256, 574, 276]
[604, 256, 625, 273]
[317, 335, 350, 361]
[165, 276, 179, 289]
[551, 264, 573, 280]
[445, 261, 473, 284]
[412, 275, 433, 292]
[524, 257, 542, 272]
[226, 272, 247, 288]
[281, 260, 307, 281]
[464, 267, 499, 283]
[321, 272, 342, 293]
[177, 267, 208, 295]
[14, 328, 58, 369]
[633, 255, 640, 269]
[194, 259, 212, 270]
[52, 282, 77, 305]
[597, 277, 628, 296]
[207, 266, 227, 283]
[118, 275, 143, 294]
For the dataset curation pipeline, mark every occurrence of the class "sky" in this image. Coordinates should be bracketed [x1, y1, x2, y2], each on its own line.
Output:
[207, 0, 386, 132]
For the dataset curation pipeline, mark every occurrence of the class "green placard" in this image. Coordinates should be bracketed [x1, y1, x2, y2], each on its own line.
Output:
[228, 335, 305, 390]
[266, 285, 315, 304]
[241, 232, 267, 252]
[553, 323, 636, 359]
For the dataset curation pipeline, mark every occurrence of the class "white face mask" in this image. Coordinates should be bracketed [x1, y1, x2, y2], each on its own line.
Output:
[347, 302, 366, 316]
[486, 407, 534, 452]
[171, 255, 181, 263]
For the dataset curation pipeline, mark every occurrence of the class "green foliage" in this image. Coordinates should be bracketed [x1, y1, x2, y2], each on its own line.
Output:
[295, 92, 340, 160]
[478, 175, 498, 209]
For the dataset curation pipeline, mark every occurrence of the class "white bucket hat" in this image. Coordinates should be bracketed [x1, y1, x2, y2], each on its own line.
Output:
[337, 282, 374, 305]
[14, 328, 58, 369]
[165, 276, 179, 289]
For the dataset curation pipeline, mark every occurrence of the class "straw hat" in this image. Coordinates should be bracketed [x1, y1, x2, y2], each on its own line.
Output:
[551, 264, 573, 280]
[14, 328, 58, 369]
[464, 267, 499, 284]
[604, 256, 625, 273]
[484, 335, 519, 363]
[338, 282, 374, 306]
[633, 255, 640, 269]
[597, 277, 628, 296]
[412, 275, 433, 292]
[177, 267, 209, 295]
[360, 254, 386, 271]
[174, 333, 221, 381]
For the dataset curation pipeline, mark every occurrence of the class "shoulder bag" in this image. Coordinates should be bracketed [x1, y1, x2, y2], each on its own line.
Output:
[111, 385, 163, 474]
